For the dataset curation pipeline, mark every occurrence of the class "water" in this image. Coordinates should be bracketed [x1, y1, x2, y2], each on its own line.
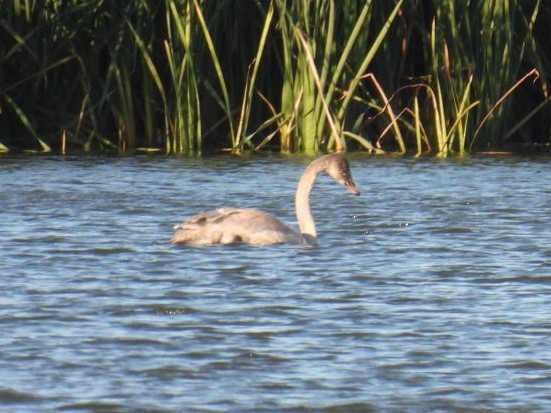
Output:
[1, 154, 551, 412]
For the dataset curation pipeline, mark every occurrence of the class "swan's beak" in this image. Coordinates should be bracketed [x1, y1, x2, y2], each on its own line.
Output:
[343, 178, 361, 196]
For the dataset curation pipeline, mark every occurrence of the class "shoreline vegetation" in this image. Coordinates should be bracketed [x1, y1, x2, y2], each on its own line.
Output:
[0, 0, 550, 156]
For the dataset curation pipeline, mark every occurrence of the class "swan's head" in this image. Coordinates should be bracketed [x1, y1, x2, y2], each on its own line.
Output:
[323, 153, 361, 196]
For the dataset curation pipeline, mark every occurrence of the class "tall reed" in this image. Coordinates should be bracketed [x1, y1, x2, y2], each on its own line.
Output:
[421, 0, 546, 153]
[0, 0, 549, 155]
[273, 0, 404, 154]
[128, 0, 203, 154]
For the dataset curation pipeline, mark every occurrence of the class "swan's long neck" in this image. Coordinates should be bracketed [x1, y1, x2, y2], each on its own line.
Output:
[295, 161, 323, 244]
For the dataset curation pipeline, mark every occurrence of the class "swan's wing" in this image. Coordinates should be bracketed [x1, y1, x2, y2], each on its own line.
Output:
[172, 208, 302, 245]
[173, 209, 240, 230]
[172, 209, 243, 245]
[211, 209, 303, 245]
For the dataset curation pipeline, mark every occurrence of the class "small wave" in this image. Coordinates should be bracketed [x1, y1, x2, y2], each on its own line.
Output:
[0, 388, 40, 403]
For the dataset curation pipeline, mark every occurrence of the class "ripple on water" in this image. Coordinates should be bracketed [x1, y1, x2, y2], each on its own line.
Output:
[1, 155, 551, 411]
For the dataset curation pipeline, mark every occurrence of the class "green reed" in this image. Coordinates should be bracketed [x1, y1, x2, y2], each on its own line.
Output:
[360, 0, 549, 156]
[273, 0, 404, 154]
[423, 0, 546, 153]
[0, 0, 549, 155]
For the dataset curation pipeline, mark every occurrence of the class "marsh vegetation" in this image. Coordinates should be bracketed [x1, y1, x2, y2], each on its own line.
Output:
[1, 0, 549, 155]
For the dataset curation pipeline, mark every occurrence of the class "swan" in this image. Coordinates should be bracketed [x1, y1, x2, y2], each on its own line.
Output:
[171, 153, 360, 246]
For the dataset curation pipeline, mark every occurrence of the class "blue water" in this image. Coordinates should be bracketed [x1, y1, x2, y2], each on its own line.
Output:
[1, 154, 551, 412]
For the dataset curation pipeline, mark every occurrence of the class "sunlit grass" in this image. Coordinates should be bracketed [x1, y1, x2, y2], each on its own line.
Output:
[0, 0, 549, 155]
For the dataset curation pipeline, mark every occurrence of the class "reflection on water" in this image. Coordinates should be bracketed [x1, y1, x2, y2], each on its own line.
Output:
[1, 154, 551, 412]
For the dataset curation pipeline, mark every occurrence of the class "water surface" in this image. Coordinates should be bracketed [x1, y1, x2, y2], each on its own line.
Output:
[1, 154, 551, 412]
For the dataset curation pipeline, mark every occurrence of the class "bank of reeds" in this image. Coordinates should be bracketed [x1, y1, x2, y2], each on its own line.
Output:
[0, 0, 549, 155]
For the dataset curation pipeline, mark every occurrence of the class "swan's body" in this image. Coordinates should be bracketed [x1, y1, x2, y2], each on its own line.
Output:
[171, 153, 360, 246]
